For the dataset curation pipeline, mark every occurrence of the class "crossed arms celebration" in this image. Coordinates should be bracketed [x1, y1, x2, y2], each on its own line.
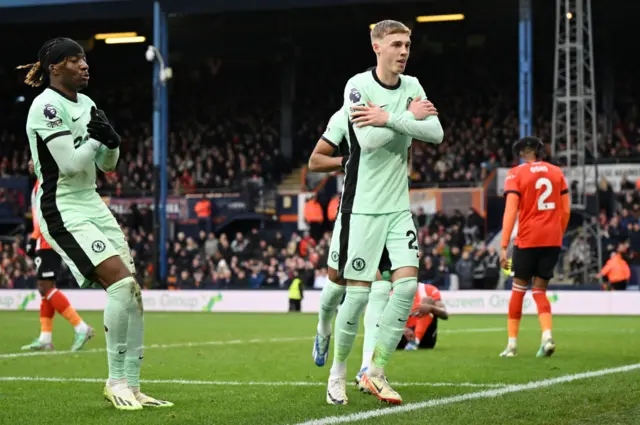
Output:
[349, 93, 444, 152]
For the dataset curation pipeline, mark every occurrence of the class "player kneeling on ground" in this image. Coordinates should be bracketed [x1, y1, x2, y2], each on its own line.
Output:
[397, 283, 448, 351]
[19, 38, 172, 410]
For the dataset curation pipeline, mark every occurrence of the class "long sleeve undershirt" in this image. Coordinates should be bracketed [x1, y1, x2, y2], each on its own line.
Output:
[46, 133, 100, 176]
[387, 111, 444, 145]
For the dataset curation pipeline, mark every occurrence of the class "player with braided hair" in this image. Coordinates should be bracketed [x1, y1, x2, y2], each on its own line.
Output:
[17, 38, 71, 88]
[19, 37, 172, 410]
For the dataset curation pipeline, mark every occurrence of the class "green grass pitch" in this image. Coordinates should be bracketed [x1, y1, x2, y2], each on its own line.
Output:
[0, 311, 639, 425]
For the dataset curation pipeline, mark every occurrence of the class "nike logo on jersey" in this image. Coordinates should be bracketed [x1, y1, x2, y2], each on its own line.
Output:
[347, 321, 356, 325]
[397, 318, 407, 323]
[72, 116, 82, 122]
[379, 104, 388, 109]
[118, 349, 127, 355]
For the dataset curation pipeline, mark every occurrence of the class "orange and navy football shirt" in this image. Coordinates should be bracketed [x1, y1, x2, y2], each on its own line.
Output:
[407, 283, 441, 328]
[503, 161, 568, 248]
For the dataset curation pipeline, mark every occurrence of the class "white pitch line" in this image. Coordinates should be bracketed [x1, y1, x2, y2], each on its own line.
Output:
[292, 363, 640, 425]
[0, 376, 507, 388]
[0, 327, 508, 360]
[0, 336, 311, 359]
[2, 327, 631, 360]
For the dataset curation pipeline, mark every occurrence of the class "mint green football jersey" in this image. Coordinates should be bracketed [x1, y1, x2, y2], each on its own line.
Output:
[26, 87, 116, 234]
[27, 87, 99, 196]
[340, 69, 427, 215]
[321, 108, 347, 148]
[26, 87, 130, 287]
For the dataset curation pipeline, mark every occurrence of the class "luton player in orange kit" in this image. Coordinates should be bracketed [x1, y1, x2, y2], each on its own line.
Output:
[499, 137, 571, 358]
[397, 283, 448, 351]
[22, 160, 94, 352]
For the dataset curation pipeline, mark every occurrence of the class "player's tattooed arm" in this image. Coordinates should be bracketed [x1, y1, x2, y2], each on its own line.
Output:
[345, 83, 395, 152]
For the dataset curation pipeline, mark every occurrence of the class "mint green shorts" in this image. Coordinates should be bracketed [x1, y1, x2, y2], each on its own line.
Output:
[39, 197, 135, 288]
[328, 210, 419, 282]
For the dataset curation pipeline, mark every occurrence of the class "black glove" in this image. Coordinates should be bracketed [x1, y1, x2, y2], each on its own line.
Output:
[87, 106, 121, 150]
[25, 237, 37, 258]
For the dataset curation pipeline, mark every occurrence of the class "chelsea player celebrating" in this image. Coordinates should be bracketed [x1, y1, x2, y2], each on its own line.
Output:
[324, 20, 444, 405]
[20, 37, 172, 411]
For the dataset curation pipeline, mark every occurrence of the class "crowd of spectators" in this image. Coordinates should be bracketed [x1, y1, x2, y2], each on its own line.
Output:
[0, 204, 491, 291]
[1, 30, 639, 290]
[3, 48, 640, 197]
[0, 188, 25, 218]
[3, 181, 640, 290]
[598, 178, 640, 262]
[0, 103, 290, 197]
[561, 176, 640, 285]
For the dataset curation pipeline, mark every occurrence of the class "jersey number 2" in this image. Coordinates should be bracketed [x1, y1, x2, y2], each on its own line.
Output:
[535, 177, 555, 210]
[406, 230, 418, 250]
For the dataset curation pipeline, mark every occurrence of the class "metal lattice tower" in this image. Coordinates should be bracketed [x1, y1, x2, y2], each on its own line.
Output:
[551, 0, 597, 210]
[550, 0, 602, 284]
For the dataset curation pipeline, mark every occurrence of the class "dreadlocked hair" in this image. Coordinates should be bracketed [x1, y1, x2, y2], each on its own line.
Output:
[16, 62, 44, 87]
[16, 37, 66, 87]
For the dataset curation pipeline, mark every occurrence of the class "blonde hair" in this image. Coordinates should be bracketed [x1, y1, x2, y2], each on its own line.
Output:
[16, 37, 68, 87]
[370, 20, 411, 43]
[16, 58, 69, 88]
[16, 62, 45, 87]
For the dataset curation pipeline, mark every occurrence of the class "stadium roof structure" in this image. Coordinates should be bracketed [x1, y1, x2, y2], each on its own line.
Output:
[0, 0, 424, 23]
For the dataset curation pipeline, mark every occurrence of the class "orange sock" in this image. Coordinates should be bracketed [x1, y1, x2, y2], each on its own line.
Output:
[40, 299, 54, 333]
[508, 283, 527, 340]
[46, 288, 82, 327]
[532, 289, 552, 333]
